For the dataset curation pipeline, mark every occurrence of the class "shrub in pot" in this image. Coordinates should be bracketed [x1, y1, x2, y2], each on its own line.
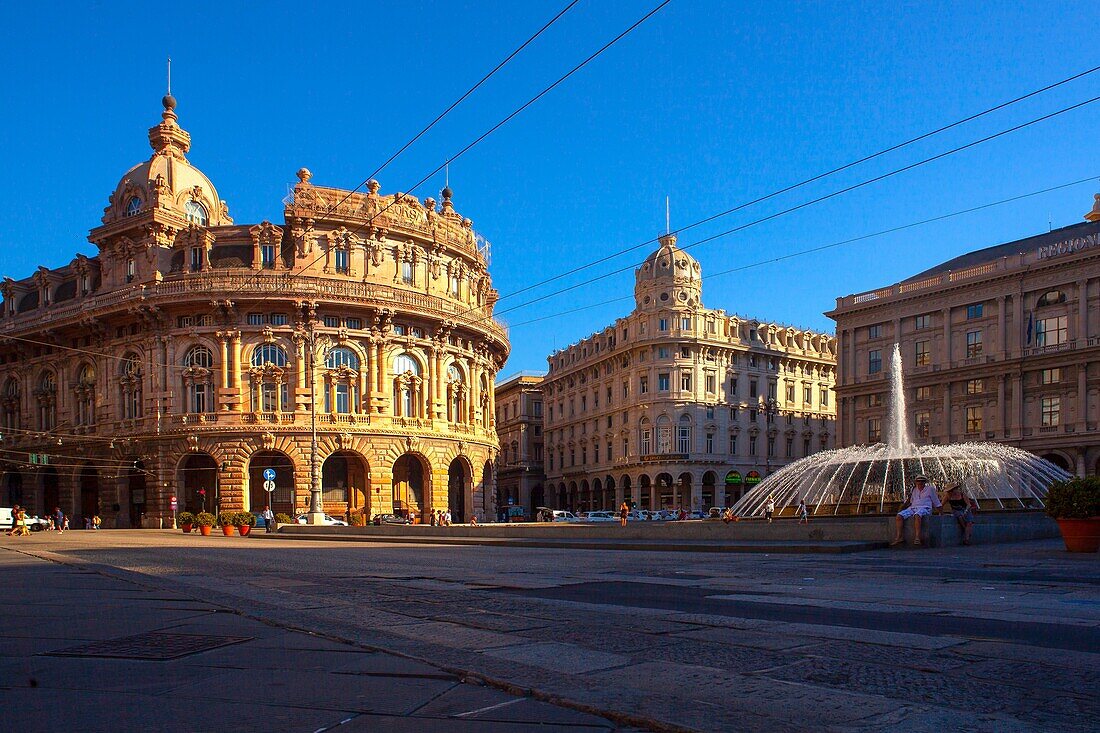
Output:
[274, 512, 292, 526]
[236, 511, 255, 536]
[1046, 477, 1100, 553]
[218, 511, 237, 535]
[195, 512, 216, 536]
[177, 511, 195, 533]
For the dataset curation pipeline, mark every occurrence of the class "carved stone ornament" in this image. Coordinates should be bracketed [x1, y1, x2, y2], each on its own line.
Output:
[187, 434, 199, 452]
[261, 432, 276, 451]
[456, 440, 466, 456]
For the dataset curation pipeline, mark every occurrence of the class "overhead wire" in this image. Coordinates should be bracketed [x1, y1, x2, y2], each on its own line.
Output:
[505, 175, 1099, 329]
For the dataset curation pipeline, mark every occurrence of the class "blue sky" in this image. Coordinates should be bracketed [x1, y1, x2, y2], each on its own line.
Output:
[1, 1, 1097, 376]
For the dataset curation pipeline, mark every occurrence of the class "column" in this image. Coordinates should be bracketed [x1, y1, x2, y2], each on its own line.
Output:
[941, 308, 952, 364]
[942, 383, 952, 442]
[1078, 362, 1089, 433]
[1078, 278, 1090, 342]
[219, 335, 229, 390]
[997, 296, 1007, 357]
[1010, 373, 1023, 440]
[997, 374, 1006, 438]
[1012, 293, 1024, 355]
[231, 332, 242, 389]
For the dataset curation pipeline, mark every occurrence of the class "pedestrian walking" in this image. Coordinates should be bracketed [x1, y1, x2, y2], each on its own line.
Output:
[10, 507, 29, 537]
[92, 515, 101, 530]
[619, 500, 630, 527]
[764, 498, 775, 523]
[797, 498, 809, 524]
[53, 507, 65, 534]
[444, 510, 452, 526]
[262, 505, 274, 533]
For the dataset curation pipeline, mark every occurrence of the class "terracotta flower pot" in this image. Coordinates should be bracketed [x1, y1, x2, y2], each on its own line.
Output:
[1056, 518, 1100, 553]
[199, 525, 212, 536]
[238, 525, 251, 536]
[181, 524, 193, 533]
[221, 524, 235, 536]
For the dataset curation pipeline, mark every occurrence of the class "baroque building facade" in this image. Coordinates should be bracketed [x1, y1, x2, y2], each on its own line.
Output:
[493, 372, 545, 518]
[828, 195, 1100, 477]
[0, 95, 509, 527]
[541, 234, 837, 513]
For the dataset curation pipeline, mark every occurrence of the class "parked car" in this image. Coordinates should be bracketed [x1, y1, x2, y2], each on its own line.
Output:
[294, 513, 348, 526]
[373, 513, 411, 526]
[578, 511, 616, 522]
[1, 508, 50, 532]
[534, 508, 578, 522]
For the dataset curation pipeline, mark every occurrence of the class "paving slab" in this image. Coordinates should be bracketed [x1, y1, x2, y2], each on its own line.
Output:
[481, 641, 631, 674]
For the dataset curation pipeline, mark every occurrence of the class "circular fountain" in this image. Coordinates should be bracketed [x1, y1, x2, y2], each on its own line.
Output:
[733, 344, 1071, 517]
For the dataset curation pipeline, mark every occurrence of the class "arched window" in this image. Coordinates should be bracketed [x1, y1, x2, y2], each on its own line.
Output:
[678, 414, 692, 454]
[324, 347, 360, 414]
[446, 363, 467, 423]
[185, 200, 208, 226]
[35, 371, 57, 430]
[1037, 290, 1066, 307]
[74, 364, 96, 426]
[392, 353, 423, 418]
[249, 345, 289, 413]
[640, 417, 652, 455]
[252, 344, 288, 367]
[2, 377, 20, 431]
[125, 197, 142, 217]
[656, 415, 673, 454]
[119, 354, 143, 419]
[182, 346, 215, 413]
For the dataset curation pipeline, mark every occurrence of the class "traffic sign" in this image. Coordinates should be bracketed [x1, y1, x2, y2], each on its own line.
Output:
[263, 480, 276, 492]
[263, 468, 276, 481]
[170, 497, 178, 510]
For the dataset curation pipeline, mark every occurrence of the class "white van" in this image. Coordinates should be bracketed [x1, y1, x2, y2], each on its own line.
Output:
[535, 507, 579, 522]
[0, 508, 50, 532]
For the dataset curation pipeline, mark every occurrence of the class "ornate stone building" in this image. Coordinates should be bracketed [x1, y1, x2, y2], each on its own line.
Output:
[493, 372, 545, 517]
[542, 233, 837, 513]
[828, 194, 1100, 477]
[0, 95, 509, 527]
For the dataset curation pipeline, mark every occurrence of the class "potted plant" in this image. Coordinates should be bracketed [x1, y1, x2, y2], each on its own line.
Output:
[274, 512, 292, 528]
[1046, 477, 1100, 552]
[236, 511, 255, 536]
[195, 512, 215, 536]
[177, 511, 195, 533]
[218, 511, 237, 536]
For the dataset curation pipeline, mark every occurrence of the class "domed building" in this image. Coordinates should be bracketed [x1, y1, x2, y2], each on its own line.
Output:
[542, 233, 837, 513]
[0, 96, 509, 527]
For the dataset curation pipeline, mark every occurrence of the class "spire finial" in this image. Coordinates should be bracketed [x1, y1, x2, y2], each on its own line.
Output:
[167, 56, 171, 95]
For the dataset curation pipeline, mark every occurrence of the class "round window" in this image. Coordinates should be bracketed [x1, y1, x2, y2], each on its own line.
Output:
[678, 291, 687, 301]
[660, 292, 669, 302]
[643, 295, 651, 304]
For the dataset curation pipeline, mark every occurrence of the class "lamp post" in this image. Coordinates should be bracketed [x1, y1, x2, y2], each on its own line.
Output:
[306, 303, 324, 525]
[760, 397, 779, 478]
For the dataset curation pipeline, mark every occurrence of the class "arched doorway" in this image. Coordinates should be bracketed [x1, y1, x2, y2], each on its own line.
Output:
[481, 460, 493, 516]
[678, 473, 693, 511]
[656, 473, 674, 509]
[121, 459, 147, 528]
[724, 470, 743, 506]
[702, 471, 717, 509]
[2, 469, 23, 508]
[556, 483, 566, 509]
[41, 466, 59, 516]
[448, 457, 471, 523]
[248, 451, 295, 515]
[179, 453, 218, 515]
[568, 481, 578, 512]
[392, 453, 429, 522]
[620, 475, 632, 508]
[79, 465, 99, 528]
[1041, 453, 1071, 472]
[322, 451, 369, 517]
[530, 484, 544, 516]
[580, 480, 590, 512]
[592, 479, 602, 512]
[639, 475, 652, 510]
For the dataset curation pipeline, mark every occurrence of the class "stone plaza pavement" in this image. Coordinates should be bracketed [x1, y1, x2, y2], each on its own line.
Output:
[2, 530, 1098, 732]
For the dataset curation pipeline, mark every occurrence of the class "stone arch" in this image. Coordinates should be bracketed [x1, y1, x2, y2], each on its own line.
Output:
[392, 452, 431, 522]
[702, 470, 718, 509]
[638, 474, 652, 510]
[77, 463, 100, 527]
[109, 456, 148, 528]
[1039, 451, 1072, 473]
[247, 449, 296, 515]
[656, 472, 674, 510]
[448, 455, 473, 523]
[2, 467, 24, 509]
[677, 472, 693, 511]
[322, 450, 370, 515]
[40, 466, 59, 516]
[178, 452, 220, 515]
[568, 481, 578, 512]
[530, 484, 544, 516]
[481, 459, 494, 517]
[592, 478, 602, 512]
[556, 482, 566, 509]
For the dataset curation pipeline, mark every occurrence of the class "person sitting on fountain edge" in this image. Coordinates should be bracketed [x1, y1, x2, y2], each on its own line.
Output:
[891, 474, 941, 547]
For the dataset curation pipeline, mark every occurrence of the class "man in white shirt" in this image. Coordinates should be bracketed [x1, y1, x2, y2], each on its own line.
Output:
[891, 475, 941, 547]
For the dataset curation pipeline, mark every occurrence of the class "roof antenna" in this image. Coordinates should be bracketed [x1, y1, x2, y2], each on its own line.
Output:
[445, 163, 449, 189]
[665, 195, 670, 235]
[167, 56, 171, 95]
[1048, 212, 1052, 232]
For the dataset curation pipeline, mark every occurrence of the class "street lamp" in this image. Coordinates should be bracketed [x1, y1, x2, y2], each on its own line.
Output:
[759, 397, 779, 477]
[305, 302, 324, 525]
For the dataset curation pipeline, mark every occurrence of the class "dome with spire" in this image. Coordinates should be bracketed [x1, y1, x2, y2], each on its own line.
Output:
[634, 232, 703, 311]
[100, 95, 231, 228]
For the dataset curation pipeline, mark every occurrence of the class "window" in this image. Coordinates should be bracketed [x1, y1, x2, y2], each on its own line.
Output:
[750, 380, 758, 399]
[677, 415, 692, 453]
[680, 346, 690, 358]
[821, 389, 828, 407]
[334, 248, 350, 274]
[803, 437, 810, 456]
[36, 372, 57, 430]
[658, 347, 670, 359]
[966, 303, 984, 319]
[868, 349, 882, 374]
[729, 434, 737, 454]
[786, 437, 793, 458]
[252, 344, 288, 367]
[401, 261, 414, 284]
[680, 317, 691, 331]
[915, 340, 930, 366]
[786, 384, 795, 402]
[966, 379, 984, 395]
[323, 315, 339, 328]
[346, 317, 361, 330]
[393, 353, 422, 418]
[657, 416, 672, 453]
[658, 318, 668, 331]
[680, 373, 691, 391]
[804, 386, 812, 404]
[966, 330, 983, 357]
[966, 406, 982, 433]
[261, 243, 277, 267]
[749, 435, 757, 456]
[1036, 290, 1065, 307]
[74, 364, 96, 426]
[1041, 397, 1060, 427]
[126, 258, 136, 283]
[916, 386, 932, 401]
[185, 200, 208, 226]
[640, 419, 652, 454]
[867, 393, 883, 407]
[449, 274, 460, 297]
[270, 313, 288, 326]
[533, 401, 543, 417]
[247, 313, 265, 326]
[125, 197, 142, 217]
[706, 374, 716, 393]
[1041, 368, 1062, 384]
[658, 373, 670, 391]
[393, 324, 407, 336]
[914, 313, 931, 330]
[1035, 316, 1067, 347]
[622, 380, 629, 399]
[119, 354, 143, 420]
[915, 410, 930, 439]
[182, 346, 214, 414]
[868, 324, 882, 339]
[706, 405, 715, 419]
[868, 417, 881, 443]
